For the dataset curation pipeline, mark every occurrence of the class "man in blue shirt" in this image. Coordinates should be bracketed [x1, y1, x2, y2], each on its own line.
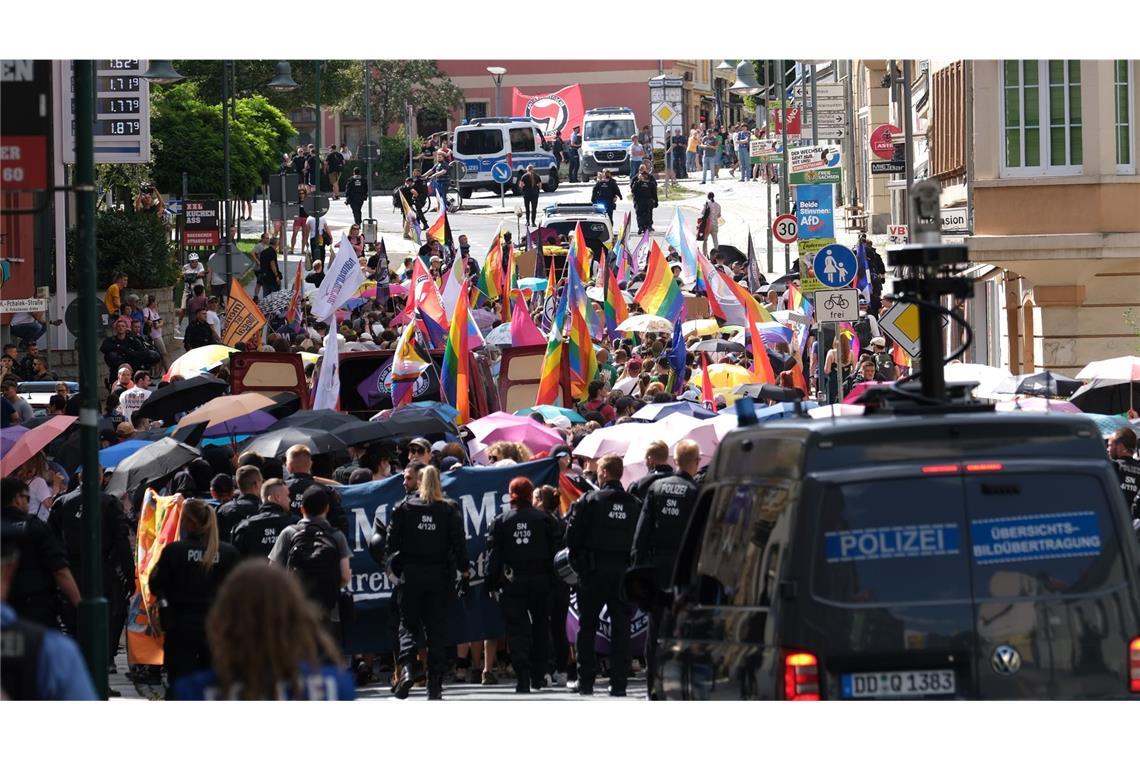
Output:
[1, 516, 97, 700]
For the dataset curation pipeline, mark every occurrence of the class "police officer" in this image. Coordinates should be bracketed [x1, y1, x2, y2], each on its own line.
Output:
[386, 465, 468, 700]
[564, 455, 641, 696]
[1107, 428, 1140, 520]
[284, 444, 348, 534]
[631, 438, 701, 698]
[215, 465, 262, 542]
[231, 479, 299, 559]
[0, 476, 81, 629]
[486, 477, 562, 694]
[149, 498, 239, 697]
[567, 125, 582, 183]
[627, 440, 674, 503]
[344, 166, 369, 225]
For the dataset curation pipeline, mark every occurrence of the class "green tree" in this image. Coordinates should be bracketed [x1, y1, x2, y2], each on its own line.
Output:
[149, 84, 295, 199]
[67, 209, 178, 290]
[346, 60, 464, 135]
[170, 60, 358, 113]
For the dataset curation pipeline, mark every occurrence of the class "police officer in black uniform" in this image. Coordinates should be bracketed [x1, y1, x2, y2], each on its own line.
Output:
[564, 455, 641, 696]
[231, 479, 299, 559]
[631, 438, 701, 698]
[1107, 428, 1140, 520]
[627, 440, 674, 503]
[215, 465, 262, 542]
[344, 166, 369, 225]
[386, 465, 468, 700]
[149, 498, 239, 697]
[486, 477, 562, 693]
[284, 444, 348, 535]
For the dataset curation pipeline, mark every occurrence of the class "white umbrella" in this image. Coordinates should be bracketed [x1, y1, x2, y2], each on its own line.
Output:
[616, 314, 674, 333]
[484, 323, 514, 346]
[808, 404, 866, 419]
[769, 309, 810, 325]
[586, 286, 633, 304]
[621, 415, 719, 486]
[1076, 356, 1140, 382]
[943, 362, 1013, 398]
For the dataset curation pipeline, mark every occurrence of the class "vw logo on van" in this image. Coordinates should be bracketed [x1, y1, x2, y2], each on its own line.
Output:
[991, 644, 1022, 676]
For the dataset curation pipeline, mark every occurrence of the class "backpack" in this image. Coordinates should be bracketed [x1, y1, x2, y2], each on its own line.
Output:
[286, 522, 342, 614]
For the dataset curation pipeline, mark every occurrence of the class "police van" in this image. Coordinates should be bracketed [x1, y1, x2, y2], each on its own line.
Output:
[452, 118, 559, 198]
[580, 107, 638, 180]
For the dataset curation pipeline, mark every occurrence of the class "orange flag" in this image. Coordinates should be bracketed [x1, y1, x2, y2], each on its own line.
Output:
[221, 277, 267, 346]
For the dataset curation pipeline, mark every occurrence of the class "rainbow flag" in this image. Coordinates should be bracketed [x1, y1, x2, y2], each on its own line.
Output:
[716, 270, 776, 384]
[536, 284, 570, 406]
[570, 222, 591, 281]
[787, 281, 813, 321]
[700, 352, 715, 408]
[791, 358, 810, 396]
[839, 322, 860, 358]
[441, 281, 471, 423]
[564, 259, 597, 401]
[127, 490, 184, 666]
[426, 199, 453, 250]
[634, 240, 684, 322]
[603, 264, 628, 339]
[500, 241, 518, 323]
[695, 254, 729, 321]
[477, 227, 504, 305]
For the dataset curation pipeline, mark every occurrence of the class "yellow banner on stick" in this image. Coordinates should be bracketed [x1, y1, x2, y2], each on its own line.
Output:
[221, 277, 267, 346]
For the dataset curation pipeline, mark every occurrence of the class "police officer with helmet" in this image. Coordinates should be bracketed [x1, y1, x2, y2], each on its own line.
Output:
[631, 438, 701, 698]
[486, 477, 562, 694]
[564, 455, 641, 696]
[386, 465, 468, 700]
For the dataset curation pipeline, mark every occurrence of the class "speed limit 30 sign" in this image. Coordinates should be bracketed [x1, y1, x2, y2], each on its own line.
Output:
[772, 214, 798, 244]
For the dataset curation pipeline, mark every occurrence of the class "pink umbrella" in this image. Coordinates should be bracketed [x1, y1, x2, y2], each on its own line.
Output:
[995, 397, 1082, 414]
[466, 412, 564, 460]
[842, 381, 888, 404]
[573, 424, 648, 460]
[808, 404, 866, 420]
[388, 282, 409, 297]
[0, 415, 77, 473]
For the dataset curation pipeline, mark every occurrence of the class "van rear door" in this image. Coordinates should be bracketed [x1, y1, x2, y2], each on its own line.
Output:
[964, 462, 1138, 699]
[229, 352, 308, 408]
[798, 469, 976, 699]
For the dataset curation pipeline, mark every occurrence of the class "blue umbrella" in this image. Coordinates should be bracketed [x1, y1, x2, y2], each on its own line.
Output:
[518, 277, 548, 291]
[410, 400, 461, 422]
[515, 405, 586, 423]
[633, 401, 718, 422]
[1080, 412, 1136, 437]
[99, 438, 155, 468]
[754, 401, 818, 422]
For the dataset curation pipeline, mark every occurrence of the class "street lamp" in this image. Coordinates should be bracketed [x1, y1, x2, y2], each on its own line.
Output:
[715, 60, 738, 72]
[487, 66, 507, 117]
[267, 61, 299, 92]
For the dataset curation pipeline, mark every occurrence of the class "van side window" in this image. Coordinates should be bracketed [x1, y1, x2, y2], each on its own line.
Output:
[696, 482, 793, 606]
[510, 127, 535, 153]
[457, 129, 503, 155]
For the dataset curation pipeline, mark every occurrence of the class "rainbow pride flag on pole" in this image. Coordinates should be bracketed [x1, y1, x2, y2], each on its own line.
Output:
[390, 316, 430, 410]
[634, 240, 684, 322]
[441, 281, 472, 423]
[477, 227, 504, 305]
[603, 263, 629, 339]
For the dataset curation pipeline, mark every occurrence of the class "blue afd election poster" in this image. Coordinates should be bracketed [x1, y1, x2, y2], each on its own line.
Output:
[337, 458, 559, 654]
[795, 184, 835, 240]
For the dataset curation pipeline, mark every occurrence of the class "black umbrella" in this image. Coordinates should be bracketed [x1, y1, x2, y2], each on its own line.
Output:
[711, 245, 747, 265]
[691, 339, 746, 354]
[380, 406, 459, 439]
[139, 375, 229, 424]
[263, 391, 303, 419]
[106, 438, 202, 497]
[242, 427, 348, 459]
[996, 370, 1082, 398]
[270, 409, 392, 448]
[732, 383, 803, 403]
[1069, 379, 1140, 415]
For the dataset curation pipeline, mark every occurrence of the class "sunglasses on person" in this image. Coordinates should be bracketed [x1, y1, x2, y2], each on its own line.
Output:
[409, 446, 426, 454]
[488, 455, 500, 463]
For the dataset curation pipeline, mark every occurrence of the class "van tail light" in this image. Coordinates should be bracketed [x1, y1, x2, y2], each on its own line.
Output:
[921, 464, 960, 475]
[920, 463, 1005, 475]
[965, 462, 1004, 473]
[1130, 638, 1140, 693]
[782, 651, 821, 701]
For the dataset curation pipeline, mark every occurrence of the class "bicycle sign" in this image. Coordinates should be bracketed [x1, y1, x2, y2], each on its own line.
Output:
[813, 288, 859, 323]
[772, 213, 798, 244]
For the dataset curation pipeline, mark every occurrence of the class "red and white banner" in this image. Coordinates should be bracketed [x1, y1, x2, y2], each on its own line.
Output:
[512, 84, 585, 137]
[770, 107, 802, 138]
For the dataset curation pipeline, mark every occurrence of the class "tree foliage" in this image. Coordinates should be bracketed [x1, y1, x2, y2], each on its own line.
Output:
[67, 209, 178, 290]
[149, 84, 296, 199]
[345, 60, 464, 134]
[170, 60, 359, 113]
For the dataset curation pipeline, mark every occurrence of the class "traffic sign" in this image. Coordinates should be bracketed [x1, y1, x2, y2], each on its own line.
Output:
[772, 214, 798, 244]
[813, 288, 859, 323]
[880, 301, 922, 357]
[870, 124, 901, 160]
[802, 112, 848, 126]
[491, 161, 513, 184]
[887, 225, 909, 245]
[793, 83, 844, 99]
[812, 244, 858, 289]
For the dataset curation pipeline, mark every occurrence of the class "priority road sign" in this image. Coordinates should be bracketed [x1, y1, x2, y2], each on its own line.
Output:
[491, 161, 513, 184]
[772, 214, 798, 244]
[812, 244, 858, 289]
[880, 301, 921, 357]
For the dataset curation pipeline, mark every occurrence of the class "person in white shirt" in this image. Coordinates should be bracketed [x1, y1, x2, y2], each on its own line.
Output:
[181, 253, 206, 317]
[205, 296, 224, 342]
[117, 370, 153, 419]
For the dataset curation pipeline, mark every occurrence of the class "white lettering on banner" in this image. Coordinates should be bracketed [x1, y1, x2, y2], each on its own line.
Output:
[351, 506, 380, 553]
[973, 536, 1101, 559]
[460, 491, 512, 539]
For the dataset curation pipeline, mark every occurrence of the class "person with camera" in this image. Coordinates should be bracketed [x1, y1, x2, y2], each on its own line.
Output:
[385, 465, 468, 700]
[485, 477, 562, 693]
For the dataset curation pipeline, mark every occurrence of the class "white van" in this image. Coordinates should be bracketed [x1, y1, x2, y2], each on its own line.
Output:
[452, 118, 560, 198]
[579, 107, 638, 180]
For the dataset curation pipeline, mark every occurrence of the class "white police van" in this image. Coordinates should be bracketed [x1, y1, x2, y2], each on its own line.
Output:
[580, 107, 638, 180]
[452, 118, 559, 198]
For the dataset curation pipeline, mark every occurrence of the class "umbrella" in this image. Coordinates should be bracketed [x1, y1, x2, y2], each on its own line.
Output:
[994, 371, 1082, 398]
[1076, 355, 1140, 383]
[514, 405, 586, 424]
[175, 393, 275, 431]
[943, 363, 1012, 398]
[518, 276, 548, 291]
[138, 375, 229, 424]
[712, 245, 746, 265]
[995, 397, 1082, 414]
[621, 415, 719, 485]
[263, 392, 302, 419]
[1069, 379, 1140, 415]
[163, 345, 238, 381]
[732, 383, 804, 403]
[98, 438, 155, 469]
[106, 438, 202, 497]
[586, 286, 633, 304]
[1080, 413, 1138, 438]
[484, 323, 514, 346]
[751, 400, 819, 421]
[410, 401, 462, 422]
[1, 425, 29, 458]
[269, 409, 392, 447]
[681, 319, 729, 338]
[695, 363, 752, 390]
[808, 404, 865, 419]
[257, 288, 296, 318]
[573, 424, 646, 460]
[691, 339, 746, 354]
[242, 427, 347, 459]
[466, 414, 564, 460]
[616, 314, 674, 333]
[173, 421, 209, 447]
[842, 381, 890, 404]
[375, 405, 459, 438]
[768, 309, 810, 326]
[299, 352, 321, 367]
[632, 401, 718, 422]
[0, 415, 77, 473]
[202, 410, 279, 437]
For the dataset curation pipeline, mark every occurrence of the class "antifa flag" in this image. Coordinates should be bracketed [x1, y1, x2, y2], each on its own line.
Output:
[512, 84, 585, 137]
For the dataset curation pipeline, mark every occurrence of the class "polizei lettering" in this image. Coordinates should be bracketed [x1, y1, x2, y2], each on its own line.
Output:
[824, 524, 961, 563]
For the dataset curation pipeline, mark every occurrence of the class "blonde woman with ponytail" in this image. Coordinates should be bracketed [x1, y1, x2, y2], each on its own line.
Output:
[150, 498, 241, 698]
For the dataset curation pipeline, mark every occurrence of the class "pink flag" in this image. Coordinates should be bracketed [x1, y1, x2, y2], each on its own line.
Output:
[509, 296, 546, 346]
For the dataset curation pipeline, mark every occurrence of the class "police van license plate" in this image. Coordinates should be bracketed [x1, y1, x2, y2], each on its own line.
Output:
[841, 670, 955, 699]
